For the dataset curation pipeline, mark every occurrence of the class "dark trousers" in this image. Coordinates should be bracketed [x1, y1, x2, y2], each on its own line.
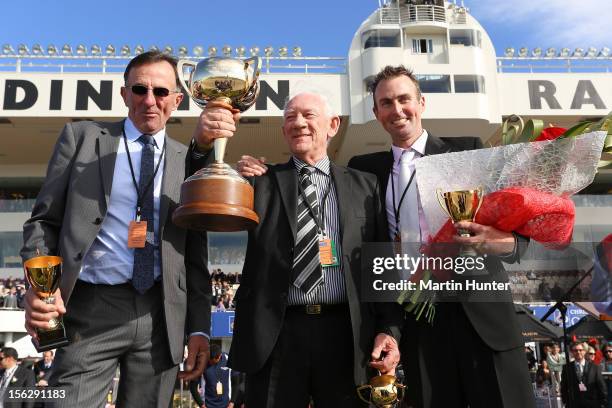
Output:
[48, 280, 177, 408]
[245, 304, 363, 408]
[401, 303, 535, 408]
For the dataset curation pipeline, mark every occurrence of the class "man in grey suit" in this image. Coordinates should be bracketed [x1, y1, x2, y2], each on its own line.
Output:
[21, 51, 214, 407]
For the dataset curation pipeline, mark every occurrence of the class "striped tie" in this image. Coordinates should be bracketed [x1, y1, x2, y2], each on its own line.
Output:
[292, 166, 323, 294]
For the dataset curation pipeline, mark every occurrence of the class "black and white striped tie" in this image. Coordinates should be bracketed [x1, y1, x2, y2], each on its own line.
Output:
[292, 166, 323, 294]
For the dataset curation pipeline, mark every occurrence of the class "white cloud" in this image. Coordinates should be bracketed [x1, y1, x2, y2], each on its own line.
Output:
[468, 0, 612, 48]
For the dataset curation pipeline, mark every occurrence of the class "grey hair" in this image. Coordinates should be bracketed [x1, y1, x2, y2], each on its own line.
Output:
[283, 84, 337, 117]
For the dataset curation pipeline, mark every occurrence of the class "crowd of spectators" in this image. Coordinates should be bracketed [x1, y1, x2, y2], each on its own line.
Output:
[0, 277, 26, 309]
[211, 269, 239, 312]
[510, 271, 591, 303]
[0, 190, 37, 212]
[208, 247, 246, 265]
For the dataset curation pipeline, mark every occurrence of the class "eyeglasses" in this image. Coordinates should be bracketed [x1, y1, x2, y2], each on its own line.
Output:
[573, 349, 585, 352]
[126, 85, 178, 98]
[589, 353, 595, 355]
[605, 350, 612, 353]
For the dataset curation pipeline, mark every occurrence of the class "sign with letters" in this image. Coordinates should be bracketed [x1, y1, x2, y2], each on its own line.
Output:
[0, 73, 346, 117]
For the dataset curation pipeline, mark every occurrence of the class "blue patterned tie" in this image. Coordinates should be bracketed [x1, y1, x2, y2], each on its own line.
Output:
[132, 134, 155, 294]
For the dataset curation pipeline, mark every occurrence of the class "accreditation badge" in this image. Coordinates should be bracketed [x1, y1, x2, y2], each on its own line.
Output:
[216, 381, 223, 395]
[127, 221, 147, 248]
[319, 236, 339, 267]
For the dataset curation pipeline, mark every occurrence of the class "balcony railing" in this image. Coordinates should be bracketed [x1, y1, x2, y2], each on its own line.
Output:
[0, 55, 346, 74]
[0, 199, 35, 213]
[378, 4, 446, 24]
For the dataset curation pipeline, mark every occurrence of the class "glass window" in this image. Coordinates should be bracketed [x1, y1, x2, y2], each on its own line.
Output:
[454, 75, 485, 93]
[208, 232, 247, 265]
[362, 29, 401, 49]
[412, 38, 434, 54]
[0, 232, 23, 268]
[449, 29, 482, 47]
[416, 75, 451, 93]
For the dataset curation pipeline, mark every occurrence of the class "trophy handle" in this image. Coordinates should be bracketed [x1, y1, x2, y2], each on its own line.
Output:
[472, 186, 485, 222]
[176, 59, 197, 100]
[436, 188, 452, 219]
[395, 383, 406, 403]
[356, 385, 372, 405]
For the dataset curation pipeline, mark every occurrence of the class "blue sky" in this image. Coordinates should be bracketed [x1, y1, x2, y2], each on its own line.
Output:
[1, 0, 609, 57]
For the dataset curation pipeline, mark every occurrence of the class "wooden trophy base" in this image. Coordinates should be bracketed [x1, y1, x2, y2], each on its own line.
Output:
[173, 164, 259, 232]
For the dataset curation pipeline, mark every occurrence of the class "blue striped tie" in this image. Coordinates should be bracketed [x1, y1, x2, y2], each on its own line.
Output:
[292, 166, 323, 294]
[132, 134, 155, 294]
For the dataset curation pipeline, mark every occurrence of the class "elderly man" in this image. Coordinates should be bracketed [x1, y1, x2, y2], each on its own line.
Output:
[21, 51, 216, 407]
[200, 90, 402, 407]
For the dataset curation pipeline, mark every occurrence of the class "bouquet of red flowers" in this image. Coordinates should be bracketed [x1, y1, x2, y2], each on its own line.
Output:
[398, 126, 608, 323]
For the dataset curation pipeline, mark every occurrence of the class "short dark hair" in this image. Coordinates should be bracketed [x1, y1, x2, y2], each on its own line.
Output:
[370, 65, 422, 107]
[123, 51, 180, 88]
[1, 347, 18, 360]
[572, 343, 585, 351]
[210, 344, 222, 360]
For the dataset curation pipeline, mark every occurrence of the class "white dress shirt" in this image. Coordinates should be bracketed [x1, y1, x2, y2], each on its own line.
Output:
[385, 130, 430, 243]
[79, 118, 166, 284]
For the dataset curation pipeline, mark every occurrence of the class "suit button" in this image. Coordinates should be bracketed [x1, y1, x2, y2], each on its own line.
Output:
[94, 217, 103, 225]
[76, 252, 83, 261]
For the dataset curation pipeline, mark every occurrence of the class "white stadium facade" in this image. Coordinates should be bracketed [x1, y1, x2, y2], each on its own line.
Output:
[0, 0, 610, 350]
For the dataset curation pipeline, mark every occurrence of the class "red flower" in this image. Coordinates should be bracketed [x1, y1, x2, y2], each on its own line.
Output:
[535, 127, 567, 142]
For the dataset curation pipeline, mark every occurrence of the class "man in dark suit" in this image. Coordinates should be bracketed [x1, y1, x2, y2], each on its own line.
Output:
[32, 351, 53, 386]
[21, 51, 214, 407]
[0, 347, 35, 408]
[562, 342, 607, 408]
[207, 91, 402, 407]
[348, 65, 535, 408]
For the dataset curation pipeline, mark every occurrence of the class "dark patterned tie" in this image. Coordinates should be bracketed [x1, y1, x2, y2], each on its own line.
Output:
[132, 134, 155, 294]
[292, 166, 323, 294]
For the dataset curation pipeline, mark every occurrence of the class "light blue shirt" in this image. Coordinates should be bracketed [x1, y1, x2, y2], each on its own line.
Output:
[79, 118, 165, 284]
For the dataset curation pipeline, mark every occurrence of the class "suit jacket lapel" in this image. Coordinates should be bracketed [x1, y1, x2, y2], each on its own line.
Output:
[274, 160, 298, 240]
[97, 121, 123, 208]
[331, 163, 350, 247]
[379, 151, 393, 200]
[159, 137, 183, 234]
[424, 133, 452, 156]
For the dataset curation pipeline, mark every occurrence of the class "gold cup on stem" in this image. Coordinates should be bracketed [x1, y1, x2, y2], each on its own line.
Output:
[23, 255, 69, 351]
[172, 56, 261, 232]
[356, 374, 405, 408]
[436, 187, 484, 256]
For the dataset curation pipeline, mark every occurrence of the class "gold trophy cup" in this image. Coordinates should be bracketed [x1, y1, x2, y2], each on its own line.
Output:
[436, 188, 484, 256]
[357, 374, 405, 408]
[172, 56, 261, 231]
[23, 255, 69, 351]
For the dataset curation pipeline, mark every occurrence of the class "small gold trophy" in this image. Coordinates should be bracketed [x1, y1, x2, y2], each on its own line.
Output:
[436, 188, 484, 256]
[23, 255, 69, 351]
[172, 56, 261, 232]
[357, 374, 405, 408]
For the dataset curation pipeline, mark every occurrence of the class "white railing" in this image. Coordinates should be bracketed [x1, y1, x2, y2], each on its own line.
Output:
[379, 4, 446, 24]
[497, 57, 612, 73]
[0, 55, 346, 74]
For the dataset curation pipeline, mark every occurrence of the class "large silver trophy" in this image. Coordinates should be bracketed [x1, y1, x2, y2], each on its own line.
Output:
[173, 57, 261, 231]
